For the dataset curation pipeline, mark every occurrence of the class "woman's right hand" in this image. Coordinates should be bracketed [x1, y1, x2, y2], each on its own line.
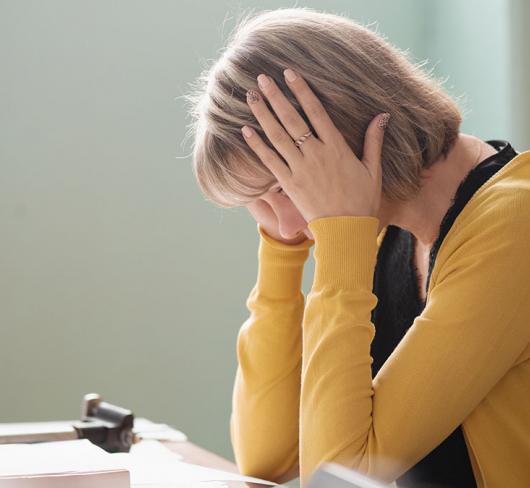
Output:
[246, 199, 309, 245]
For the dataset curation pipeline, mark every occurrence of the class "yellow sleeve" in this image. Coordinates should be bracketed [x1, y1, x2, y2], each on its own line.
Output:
[300, 213, 530, 486]
[230, 223, 314, 482]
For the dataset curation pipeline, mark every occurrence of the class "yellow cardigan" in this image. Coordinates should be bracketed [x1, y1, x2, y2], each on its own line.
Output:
[230, 149, 530, 487]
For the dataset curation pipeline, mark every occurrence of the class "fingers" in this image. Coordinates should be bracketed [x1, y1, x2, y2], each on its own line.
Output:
[241, 125, 292, 186]
[282, 68, 340, 144]
[246, 89, 304, 167]
[362, 113, 390, 173]
[256, 74, 318, 152]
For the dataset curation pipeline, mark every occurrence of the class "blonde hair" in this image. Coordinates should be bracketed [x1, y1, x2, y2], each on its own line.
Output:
[183, 7, 464, 207]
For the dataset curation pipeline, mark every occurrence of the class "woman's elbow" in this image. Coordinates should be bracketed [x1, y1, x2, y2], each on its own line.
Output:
[235, 455, 299, 485]
[231, 415, 299, 483]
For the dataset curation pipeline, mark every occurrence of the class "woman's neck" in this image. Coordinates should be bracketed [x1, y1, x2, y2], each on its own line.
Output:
[378, 133, 498, 247]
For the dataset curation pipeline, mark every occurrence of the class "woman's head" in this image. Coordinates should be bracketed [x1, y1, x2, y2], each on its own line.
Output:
[183, 7, 463, 209]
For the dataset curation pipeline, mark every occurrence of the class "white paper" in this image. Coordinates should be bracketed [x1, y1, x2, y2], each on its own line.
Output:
[112, 440, 277, 486]
[134, 418, 188, 443]
[0, 439, 277, 487]
[0, 440, 115, 476]
[0, 440, 129, 487]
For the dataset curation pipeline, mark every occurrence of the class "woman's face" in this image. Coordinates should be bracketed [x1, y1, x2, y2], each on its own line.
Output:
[251, 182, 314, 241]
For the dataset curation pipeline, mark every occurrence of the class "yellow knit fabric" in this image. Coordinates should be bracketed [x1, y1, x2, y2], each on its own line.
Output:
[230, 150, 530, 488]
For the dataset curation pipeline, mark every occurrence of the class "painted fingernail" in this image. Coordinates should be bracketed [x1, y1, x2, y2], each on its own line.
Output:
[378, 113, 391, 130]
[284, 68, 298, 82]
[257, 74, 270, 89]
[246, 90, 261, 104]
[242, 126, 254, 138]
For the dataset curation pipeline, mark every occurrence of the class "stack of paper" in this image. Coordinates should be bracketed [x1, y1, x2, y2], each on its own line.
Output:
[0, 440, 129, 487]
[0, 439, 278, 487]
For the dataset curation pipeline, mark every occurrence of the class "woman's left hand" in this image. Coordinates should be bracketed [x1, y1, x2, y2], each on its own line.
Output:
[241, 68, 390, 223]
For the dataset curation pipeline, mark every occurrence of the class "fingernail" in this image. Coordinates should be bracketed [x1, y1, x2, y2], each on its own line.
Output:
[284, 68, 298, 82]
[242, 126, 254, 138]
[378, 113, 391, 130]
[246, 89, 261, 104]
[257, 74, 270, 89]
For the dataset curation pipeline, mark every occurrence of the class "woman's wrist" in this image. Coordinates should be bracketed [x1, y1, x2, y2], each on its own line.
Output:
[258, 223, 308, 246]
[256, 223, 314, 298]
[258, 223, 314, 250]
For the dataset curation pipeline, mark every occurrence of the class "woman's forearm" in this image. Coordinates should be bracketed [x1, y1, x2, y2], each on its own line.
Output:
[230, 225, 313, 482]
[298, 213, 530, 486]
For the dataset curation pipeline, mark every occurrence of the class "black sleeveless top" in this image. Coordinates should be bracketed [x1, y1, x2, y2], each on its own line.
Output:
[370, 140, 519, 487]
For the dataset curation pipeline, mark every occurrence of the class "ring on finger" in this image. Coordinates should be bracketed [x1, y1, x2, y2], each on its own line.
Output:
[294, 130, 314, 148]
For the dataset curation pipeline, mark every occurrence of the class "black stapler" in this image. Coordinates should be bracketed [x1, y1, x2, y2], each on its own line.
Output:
[0, 393, 135, 452]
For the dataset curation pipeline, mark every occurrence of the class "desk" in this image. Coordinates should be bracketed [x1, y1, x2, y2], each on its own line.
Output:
[164, 440, 283, 487]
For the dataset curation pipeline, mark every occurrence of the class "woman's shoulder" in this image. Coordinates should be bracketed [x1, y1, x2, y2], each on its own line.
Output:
[428, 149, 530, 290]
[479, 147, 529, 194]
[453, 148, 530, 233]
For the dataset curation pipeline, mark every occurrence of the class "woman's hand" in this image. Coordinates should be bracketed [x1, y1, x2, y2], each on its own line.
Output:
[246, 199, 309, 245]
[241, 68, 389, 223]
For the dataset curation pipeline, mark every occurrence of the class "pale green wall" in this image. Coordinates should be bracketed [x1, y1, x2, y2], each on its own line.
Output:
[508, 0, 530, 149]
[0, 0, 526, 475]
[424, 0, 512, 140]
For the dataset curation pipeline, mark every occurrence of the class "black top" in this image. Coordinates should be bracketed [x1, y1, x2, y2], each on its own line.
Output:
[370, 140, 519, 487]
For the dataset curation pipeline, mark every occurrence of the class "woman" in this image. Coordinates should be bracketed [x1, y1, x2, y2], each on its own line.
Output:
[184, 8, 530, 488]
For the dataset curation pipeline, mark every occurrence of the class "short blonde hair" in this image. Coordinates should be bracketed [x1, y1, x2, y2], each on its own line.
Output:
[183, 7, 463, 207]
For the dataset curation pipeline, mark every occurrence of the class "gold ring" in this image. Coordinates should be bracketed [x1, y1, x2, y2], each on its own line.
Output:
[294, 130, 314, 148]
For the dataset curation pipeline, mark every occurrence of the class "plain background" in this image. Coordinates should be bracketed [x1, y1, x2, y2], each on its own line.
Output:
[1, 1, 529, 485]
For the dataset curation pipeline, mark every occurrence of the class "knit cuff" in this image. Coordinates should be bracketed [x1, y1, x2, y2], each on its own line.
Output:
[307, 216, 380, 290]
